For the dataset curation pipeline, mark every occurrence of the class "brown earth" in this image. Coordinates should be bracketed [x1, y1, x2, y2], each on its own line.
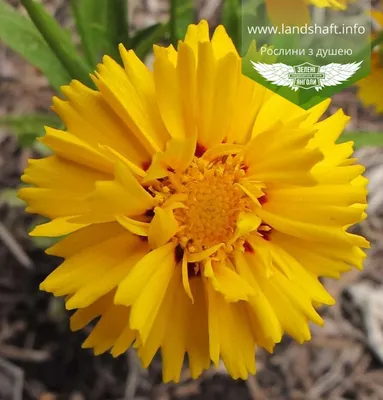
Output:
[1, 1, 383, 399]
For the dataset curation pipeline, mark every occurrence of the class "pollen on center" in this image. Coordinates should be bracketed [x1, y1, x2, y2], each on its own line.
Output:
[169, 156, 257, 253]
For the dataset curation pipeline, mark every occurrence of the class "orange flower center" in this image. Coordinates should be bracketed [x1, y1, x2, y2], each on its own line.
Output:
[173, 156, 255, 253]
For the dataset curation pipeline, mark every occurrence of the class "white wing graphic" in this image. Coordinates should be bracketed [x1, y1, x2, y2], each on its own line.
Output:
[317, 61, 363, 91]
[251, 61, 297, 91]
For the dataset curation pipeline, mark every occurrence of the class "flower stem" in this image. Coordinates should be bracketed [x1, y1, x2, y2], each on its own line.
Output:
[170, 0, 177, 47]
[21, 0, 93, 87]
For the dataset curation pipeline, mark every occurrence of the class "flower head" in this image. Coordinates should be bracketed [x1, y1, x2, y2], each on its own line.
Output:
[356, 11, 383, 114]
[20, 20, 368, 382]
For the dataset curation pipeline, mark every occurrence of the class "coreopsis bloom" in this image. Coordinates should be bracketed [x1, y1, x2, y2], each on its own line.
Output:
[310, 0, 349, 8]
[356, 11, 383, 113]
[266, 0, 351, 26]
[20, 20, 368, 382]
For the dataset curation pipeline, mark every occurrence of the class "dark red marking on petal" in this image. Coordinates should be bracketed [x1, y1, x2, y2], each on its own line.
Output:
[142, 160, 151, 171]
[262, 227, 272, 241]
[195, 143, 207, 157]
[222, 137, 228, 144]
[259, 195, 268, 205]
[167, 166, 175, 173]
[145, 209, 155, 217]
[221, 155, 229, 164]
[241, 163, 249, 172]
[188, 262, 201, 278]
[243, 241, 255, 254]
[175, 245, 184, 263]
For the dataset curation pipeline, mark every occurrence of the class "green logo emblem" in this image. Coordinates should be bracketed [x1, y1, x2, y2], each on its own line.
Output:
[251, 60, 363, 92]
[288, 62, 325, 90]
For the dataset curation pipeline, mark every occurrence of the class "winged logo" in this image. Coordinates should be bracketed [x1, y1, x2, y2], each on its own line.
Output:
[251, 61, 363, 91]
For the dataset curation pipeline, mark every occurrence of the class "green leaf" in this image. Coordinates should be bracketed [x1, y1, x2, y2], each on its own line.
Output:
[371, 31, 383, 50]
[131, 2, 194, 61]
[70, 0, 127, 66]
[69, 0, 104, 66]
[129, 23, 161, 50]
[0, 0, 71, 90]
[112, 0, 130, 45]
[338, 132, 383, 149]
[133, 23, 169, 60]
[99, 0, 127, 62]
[176, 0, 194, 41]
[170, 0, 194, 46]
[20, 0, 93, 86]
[221, 0, 241, 51]
[0, 113, 61, 147]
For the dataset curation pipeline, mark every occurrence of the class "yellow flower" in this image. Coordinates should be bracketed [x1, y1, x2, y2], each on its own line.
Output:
[309, 0, 349, 8]
[265, 0, 351, 26]
[356, 11, 383, 114]
[20, 20, 369, 382]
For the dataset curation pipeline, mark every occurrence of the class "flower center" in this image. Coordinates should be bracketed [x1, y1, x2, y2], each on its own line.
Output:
[171, 156, 255, 253]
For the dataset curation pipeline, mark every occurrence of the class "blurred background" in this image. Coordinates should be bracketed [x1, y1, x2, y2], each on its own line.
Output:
[1, 0, 383, 399]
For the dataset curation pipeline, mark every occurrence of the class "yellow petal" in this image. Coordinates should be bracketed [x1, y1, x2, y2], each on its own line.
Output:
[21, 155, 110, 191]
[206, 51, 241, 147]
[148, 206, 179, 249]
[19, 187, 88, 219]
[128, 245, 177, 343]
[226, 75, 265, 144]
[257, 207, 368, 248]
[153, 46, 185, 139]
[30, 217, 86, 237]
[99, 145, 146, 178]
[256, 281, 312, 343]
[236, 181, 265, 208]
[271, 230, 365, 275]
[202, 143, 244, 161]
[187, 243, 223, 263]
[186, 278, 210, 378]
[46, 222, 125, 257]
[115, 242, 177, 306]
[40, 127, 113, 173]
[66, 239, 148, 309]
[55, 80, 151, 168]
[116, 215, 150, 237]
[143, 136, 196, 183]
[211, 25, 239, 59]
[163, 136, 196, 172]
[70, 291, 115, 331]
[234, 252, 283, 345]
[310, 109, 350, 149]
[181, 254, 194, 302]
[93, 56, 167, 154]
[161, 269, 187, 383]
[177, 41, 197, 138]
[229, 212, 262, 244]
[119, 44, 170, 143]
[184, 20, 210, 57]
[41, 232, 136, 297]
[196, 41, 216, 147]
[266, 184, 367, 207]
[206, 283, 257, 378]
[82, 304, 133, 355]
[204, 260, 257, 302]
[110, 320, 137, 357]
[136, 265, 180, 367]
[73, 161, 155, 224]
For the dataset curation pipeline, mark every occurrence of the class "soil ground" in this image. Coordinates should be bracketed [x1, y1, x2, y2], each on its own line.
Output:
[1, 1, 383, 399]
